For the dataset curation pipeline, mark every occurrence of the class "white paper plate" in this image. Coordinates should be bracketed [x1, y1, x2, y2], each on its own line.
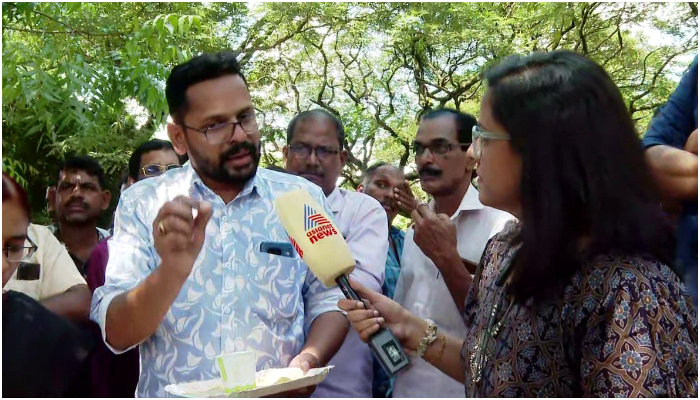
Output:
[164, 366, 333, 398]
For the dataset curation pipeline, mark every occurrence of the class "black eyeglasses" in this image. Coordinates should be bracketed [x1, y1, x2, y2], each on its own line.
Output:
[412, 141, 471, 157]
[182, 111, 260, 144]
[140, 164, 182, 177]
[288, 143, 340, 160]
[3, 237, 38, 263]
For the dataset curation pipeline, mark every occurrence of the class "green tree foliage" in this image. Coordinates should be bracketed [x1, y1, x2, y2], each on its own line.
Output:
[2, 2, 697, 227]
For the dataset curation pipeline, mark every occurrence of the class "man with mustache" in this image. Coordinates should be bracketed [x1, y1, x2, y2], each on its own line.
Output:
[49, 156, 112, 274]
[391, 109, 513, 398]
[91, 52, 349, 397]
[284, 109, 389, 398]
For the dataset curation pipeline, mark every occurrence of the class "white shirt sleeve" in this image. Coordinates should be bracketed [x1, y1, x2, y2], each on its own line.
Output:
[343, 196, 388, 294]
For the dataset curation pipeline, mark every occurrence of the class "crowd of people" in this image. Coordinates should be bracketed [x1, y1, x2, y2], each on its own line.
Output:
[2, 49, 697, 398]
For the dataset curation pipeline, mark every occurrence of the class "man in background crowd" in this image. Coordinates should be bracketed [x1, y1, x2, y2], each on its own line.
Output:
[643, 55, 698, 307]
[47, 156, 111, 275]
[3, 222, 91, 324]
[392, 108, 514, 397]
[126, 139, 182, 187]
[284, 109, 388, 398]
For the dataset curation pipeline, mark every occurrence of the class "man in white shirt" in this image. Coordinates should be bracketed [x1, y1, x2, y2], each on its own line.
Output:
[393, 109, 514, 397]
[4, 223, 91, 323]
[284, 109, 388, 398]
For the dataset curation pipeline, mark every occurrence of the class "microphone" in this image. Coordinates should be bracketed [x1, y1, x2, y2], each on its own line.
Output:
[274, 189, 410, 376]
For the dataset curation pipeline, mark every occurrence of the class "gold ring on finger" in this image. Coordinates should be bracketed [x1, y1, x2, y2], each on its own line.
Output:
[158, 220, 166, 235]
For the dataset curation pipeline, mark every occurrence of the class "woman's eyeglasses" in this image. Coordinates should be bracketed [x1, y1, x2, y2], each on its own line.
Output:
[471, 125, 511, 158]
[2, 237, 38, 263]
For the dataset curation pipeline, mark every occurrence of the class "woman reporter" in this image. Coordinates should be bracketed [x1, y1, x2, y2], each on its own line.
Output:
[340, 51, 697, 397]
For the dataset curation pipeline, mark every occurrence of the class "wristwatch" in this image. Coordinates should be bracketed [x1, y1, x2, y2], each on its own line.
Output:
[416, 319, 438, 358]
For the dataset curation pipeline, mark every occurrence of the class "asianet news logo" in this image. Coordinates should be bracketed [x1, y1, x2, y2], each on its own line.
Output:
[304, 204, 338, 244]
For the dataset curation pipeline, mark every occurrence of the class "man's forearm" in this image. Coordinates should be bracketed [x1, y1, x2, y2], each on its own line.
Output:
[646, 145, 698, 200]
[41, 284, 92, 322]
[105, 265, 187, 351]
[300, 311, 349, 366]
[435, 252, 473, 311]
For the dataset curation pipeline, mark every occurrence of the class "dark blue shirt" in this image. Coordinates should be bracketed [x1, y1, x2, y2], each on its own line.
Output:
[642, 55, 698, 306]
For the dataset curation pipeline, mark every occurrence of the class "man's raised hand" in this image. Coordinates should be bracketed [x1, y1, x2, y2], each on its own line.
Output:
[153, 196, 212, 279]
[411, 204, 460, 270]
[394, 181, 419, 218]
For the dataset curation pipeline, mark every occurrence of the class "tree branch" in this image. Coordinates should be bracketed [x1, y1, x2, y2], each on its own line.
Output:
[31, 9, 126, 38]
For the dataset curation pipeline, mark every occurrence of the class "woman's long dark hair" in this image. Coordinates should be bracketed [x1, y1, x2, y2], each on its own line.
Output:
[485, 51, 675, 302]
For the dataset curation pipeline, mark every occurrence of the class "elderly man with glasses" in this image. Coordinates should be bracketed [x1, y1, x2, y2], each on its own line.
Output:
[126, 139, 184, 185]
[283, 109, 389, 398]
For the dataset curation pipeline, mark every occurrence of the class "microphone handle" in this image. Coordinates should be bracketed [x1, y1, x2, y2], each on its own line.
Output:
[334, 274, 410, 376]
[336, 274, 361, 301]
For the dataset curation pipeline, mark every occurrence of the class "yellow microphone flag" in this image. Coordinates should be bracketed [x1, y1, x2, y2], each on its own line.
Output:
[274, 189, 356, 287]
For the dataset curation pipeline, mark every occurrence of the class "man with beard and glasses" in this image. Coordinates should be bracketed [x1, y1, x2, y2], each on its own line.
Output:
[90, 52, 349, 398]
[284, 109, 388, 398]
[391, 108, 513, 398]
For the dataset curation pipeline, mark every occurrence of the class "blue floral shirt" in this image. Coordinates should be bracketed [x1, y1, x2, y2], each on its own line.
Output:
[90, 165, 344, 397]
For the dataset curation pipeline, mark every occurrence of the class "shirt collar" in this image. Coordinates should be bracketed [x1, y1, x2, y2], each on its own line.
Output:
[189, 163, 264, 204]
[49, 223, 110, 242]
[389, 225, 404, 237]
[428, 184, 484, 219]
[327, 186, 344, 213]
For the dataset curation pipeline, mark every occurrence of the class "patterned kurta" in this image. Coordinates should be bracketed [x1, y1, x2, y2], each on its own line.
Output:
[462, 223, 698, 397]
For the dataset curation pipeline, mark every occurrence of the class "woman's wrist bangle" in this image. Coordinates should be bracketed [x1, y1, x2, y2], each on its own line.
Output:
[416, 319, 438, 358]
[425, 332, 446, 364]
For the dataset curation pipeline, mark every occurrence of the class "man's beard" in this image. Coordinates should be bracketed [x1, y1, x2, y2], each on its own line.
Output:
[191, 140, 261, 186]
